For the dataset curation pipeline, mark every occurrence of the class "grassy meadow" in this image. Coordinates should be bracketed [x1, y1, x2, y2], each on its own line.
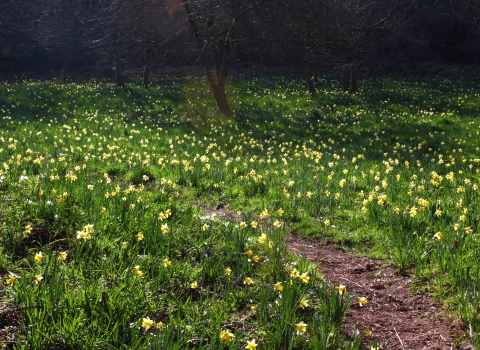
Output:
[1, 72, 480, 349]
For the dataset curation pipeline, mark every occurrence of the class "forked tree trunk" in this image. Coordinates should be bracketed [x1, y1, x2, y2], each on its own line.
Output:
[183, 0, 234, 116]
[206, 70, 232, 115]
[142, 66, 150, 89]
[115, 53, 125, 88]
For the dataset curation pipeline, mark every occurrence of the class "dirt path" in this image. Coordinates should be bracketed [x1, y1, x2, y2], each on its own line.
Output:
[286, 233, 473, 350]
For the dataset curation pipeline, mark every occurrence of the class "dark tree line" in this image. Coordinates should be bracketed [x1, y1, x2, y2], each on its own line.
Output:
[1, 0, 480, 113]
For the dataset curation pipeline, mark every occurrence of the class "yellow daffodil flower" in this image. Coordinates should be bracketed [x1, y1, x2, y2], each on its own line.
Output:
[244, 277, 253, 285]
[295, 321, 307, 334]
[258, 234, 267, 243]
[34, 275, 43, 284]
[245, 339, 257, 349]
[220, 329, 234, 342]
[132, 265, 143, 277]
[357, 297, 368, 307]
[273, 282, 283, 292]
[299, 298, 309, 308]
[58, 251, 68, 261]
[299, 273, 310, 283]
[6, 274, 18, 285]
[142, 317, 154, 331]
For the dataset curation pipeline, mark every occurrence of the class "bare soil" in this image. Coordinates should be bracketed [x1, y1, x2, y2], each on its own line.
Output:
[286, 233, 473, 350]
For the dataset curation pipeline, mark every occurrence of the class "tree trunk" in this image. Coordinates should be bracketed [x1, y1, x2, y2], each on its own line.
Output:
[183, 0, 233, 116]
[115, 53, 125, 88]
[351, 69, 358, 94]
[305, 58, 316, 96]
[142, 66, 150, 89]
[342, 68, 350, 92]
[206, 70, 232, 115]
[307, 79, 316, 96]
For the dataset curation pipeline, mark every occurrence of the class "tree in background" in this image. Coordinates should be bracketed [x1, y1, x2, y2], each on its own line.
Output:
[182, 0, 271, 115]
[283, 0, 401, 93]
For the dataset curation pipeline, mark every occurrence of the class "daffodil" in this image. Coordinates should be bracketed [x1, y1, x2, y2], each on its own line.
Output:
[244, 277, 254, 285]
[299, 298, 309, 308]
[161, 224, 169, 233]
[357, 297, 368, 307]
[433, 231, 442, 240]
[34, 252, 44, 261]
[76, 231, 91, 240]
[156, 321, 164, 330]
[142, 317, 154, 331]
[258, 233, 267, 243]
[224, 267, 232, 275]
[299, 273, 310, 283]
[273, 282, 283, 292]
[220, 329, 235, 342]
[135, 232, 144, 240]
[337, 284, 347, 295]
[245, 339, 257, 349]
[6, 274, 18, 285]
[162, 258, 171, 267]
[132, 265, 143, 277]
[34, 274, 43, 284]
[190, 281, 198, 289]
[58, 251, 68, 261]
[295, 321, 307, 334]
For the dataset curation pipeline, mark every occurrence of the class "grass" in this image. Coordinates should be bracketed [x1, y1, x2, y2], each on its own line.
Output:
[0, 70, 480, 348]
